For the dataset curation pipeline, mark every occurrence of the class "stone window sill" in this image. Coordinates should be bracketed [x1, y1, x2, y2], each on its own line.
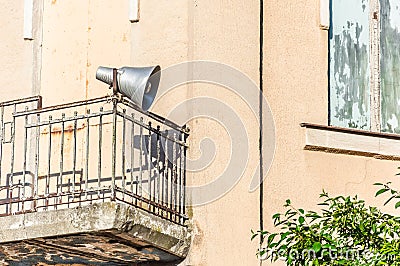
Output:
[300, 123, 400, 160]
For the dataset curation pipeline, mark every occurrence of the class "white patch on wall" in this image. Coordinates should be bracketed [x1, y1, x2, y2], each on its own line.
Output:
[129, 0, 140, 23]
[23, 0, 34, 40]
[320, 0, 330, 29]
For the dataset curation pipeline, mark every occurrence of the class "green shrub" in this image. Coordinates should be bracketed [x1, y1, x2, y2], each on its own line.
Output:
[252, 179, 400, 265]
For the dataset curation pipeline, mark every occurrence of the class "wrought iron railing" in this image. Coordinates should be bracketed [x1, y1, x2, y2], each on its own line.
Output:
[0, 95, 189, 225]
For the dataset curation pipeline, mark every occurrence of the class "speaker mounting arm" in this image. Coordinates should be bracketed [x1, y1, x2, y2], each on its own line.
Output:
[112, 68, 119, 96]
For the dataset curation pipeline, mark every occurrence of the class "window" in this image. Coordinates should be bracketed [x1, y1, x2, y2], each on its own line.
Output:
[329, 0, 400, 133]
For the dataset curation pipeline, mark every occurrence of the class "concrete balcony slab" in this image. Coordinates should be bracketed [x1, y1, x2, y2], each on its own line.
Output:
[0, 202, 191, 265]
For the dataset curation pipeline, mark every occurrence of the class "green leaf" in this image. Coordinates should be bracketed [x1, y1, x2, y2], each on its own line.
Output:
[395, 201, 400, 209]
[322, 244, 331, 249]
[376, 188, 389, 197]
[286, 199, 291, 205]
[267, 233, 277, 244]
[312, 242, 322, 253]
[359, 223, 364, 231]
[384, 195, 397, 206]
[280, 232, 290, 240]
[299, 209, 305, 214]
[299, 216, 305, 224]
[269, 243, 278, 248]
[272, 213, 280, 219]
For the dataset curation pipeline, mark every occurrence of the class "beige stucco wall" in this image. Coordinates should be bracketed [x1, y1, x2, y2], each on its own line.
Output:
[1, 0, 400, 266]
[0, 0, 133, 104]
[40, 0, 133, 105]
[0, 1, 35, 100]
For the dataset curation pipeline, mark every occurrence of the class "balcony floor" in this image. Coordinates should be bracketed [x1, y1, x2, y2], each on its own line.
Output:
[0, 202, 191, 265]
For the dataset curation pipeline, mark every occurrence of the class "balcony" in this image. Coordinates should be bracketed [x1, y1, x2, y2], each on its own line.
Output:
[0, 95, 190, 265]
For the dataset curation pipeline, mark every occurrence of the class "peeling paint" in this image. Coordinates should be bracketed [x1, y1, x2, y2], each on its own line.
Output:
[330, 0, 370, 129]
[380, 0, 400, 133]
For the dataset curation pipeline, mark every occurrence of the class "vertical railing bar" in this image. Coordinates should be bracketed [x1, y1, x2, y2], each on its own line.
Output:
[177, 134, 181, 223]
[0, 105, 4, 184]
[34, 113, 40, 210]
[46, 115, 52, 209]
[22, 107, 29, 200]
[168, 132, 173, 221]
[72, 111, 78, 193]
[85, 109, 90, 200]
[98, 107, 103, 198]
[111, 68, 118, 201]
[130, 113, 135, 204]
[59, 113, 65, 200]
[148, 121, 152, 213]
[111, 100, 117, 200]
[152, 130, 156, 213]
[18, 179, 22, 212]
[183, 133, 187, 223]
[180, 132, 185, 224]
[9, 104, 17, 214]
[156, 125, 161, 216]
[79, 167, 83, 207]
[122, 109, 126, 201]
[172, 133, 177, 222]
[164, 130, 169, 219]
[67, 178, 71, 207]
[178, 134, 182, 223]
[139, 117, 143, 206]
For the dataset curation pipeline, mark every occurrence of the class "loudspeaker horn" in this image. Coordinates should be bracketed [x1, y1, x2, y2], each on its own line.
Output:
[96, 65, 161, 111]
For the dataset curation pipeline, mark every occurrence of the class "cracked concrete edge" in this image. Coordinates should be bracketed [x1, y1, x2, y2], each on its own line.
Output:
[113, 203, 192, 258]
[0, 202, 192, 258]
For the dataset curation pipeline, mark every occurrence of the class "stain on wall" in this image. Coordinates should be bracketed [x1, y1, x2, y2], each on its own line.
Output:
[380, 0, 400, 133]
[329, 0, 370, 129]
